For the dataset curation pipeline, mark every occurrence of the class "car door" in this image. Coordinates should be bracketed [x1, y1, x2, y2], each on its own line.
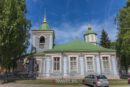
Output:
[84, 76, 88, 84]
[86, 75, 91, 85]
[90, 75, 95, 85]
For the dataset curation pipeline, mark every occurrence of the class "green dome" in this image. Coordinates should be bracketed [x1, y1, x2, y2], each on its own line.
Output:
[39, 16, 50, 30]
[39, 22, 50, 30]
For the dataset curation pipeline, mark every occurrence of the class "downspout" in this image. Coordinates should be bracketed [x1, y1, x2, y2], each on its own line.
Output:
[61, 50, 64, 79]
[98, 51, 102, 75]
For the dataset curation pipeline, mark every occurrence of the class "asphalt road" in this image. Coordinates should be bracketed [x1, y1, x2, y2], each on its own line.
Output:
[0, 83, 130, 87]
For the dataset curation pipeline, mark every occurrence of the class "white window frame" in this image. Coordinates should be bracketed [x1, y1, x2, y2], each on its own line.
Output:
[101, 55, 111, 73]
[85, 55, 95, 72]
[52, 56, 61, 72]
[69, 55, 78, 72]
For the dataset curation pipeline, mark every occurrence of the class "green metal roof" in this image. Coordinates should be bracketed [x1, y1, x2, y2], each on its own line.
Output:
[45, 40, 115, 52]
[39, 22, 50, 30]
[39, 16, 50, 30]
[33, 52, 45, 56]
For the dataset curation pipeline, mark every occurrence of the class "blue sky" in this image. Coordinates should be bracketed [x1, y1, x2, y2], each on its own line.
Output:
[26, 0, 126, 44]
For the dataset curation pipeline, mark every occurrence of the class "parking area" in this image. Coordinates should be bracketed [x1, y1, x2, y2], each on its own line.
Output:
[0, 83, 130, 87]
[0, 83, 87, 87]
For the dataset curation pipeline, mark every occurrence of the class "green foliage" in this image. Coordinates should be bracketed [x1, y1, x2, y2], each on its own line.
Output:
[0, 0, 31, 71]
[116, 0, 130, 73]
[110, 42, 116, 49]
[100, 29, 111, 48]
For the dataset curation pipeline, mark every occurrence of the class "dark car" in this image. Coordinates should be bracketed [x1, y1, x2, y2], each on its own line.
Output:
[83, 74, 109, 87]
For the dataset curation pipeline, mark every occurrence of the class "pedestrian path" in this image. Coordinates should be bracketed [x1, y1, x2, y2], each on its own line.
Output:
[0, 83, 129, 87]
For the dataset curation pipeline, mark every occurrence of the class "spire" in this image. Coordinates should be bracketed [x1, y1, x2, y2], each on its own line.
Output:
[43, 15, 47, 23]
[39, 9, 50, 30]
[88, 23, 92, 28]
[43, 9, 47, 23]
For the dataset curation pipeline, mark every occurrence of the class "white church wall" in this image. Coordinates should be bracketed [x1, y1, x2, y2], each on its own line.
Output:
[111, 55, 119, 79]
[96, 55, 101, 74]
[49, 35, 53, 49]
[63, 56, 68, 76]
[32, 35, 35, 47]
[45, 57, 51, 77]
[79, 56, 84, 75]
[36, 52, 119, 79]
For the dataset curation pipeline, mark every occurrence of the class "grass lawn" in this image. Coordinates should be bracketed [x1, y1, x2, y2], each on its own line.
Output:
[15, 79, 83, 86]
[109, 79, 128, 86]
[15, 79, 130, 86]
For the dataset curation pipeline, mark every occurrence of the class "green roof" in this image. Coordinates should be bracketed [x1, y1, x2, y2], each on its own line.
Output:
[45, 40, 115, 52]
[39, 22, 50, 30]
[39, 16, 50, 30]
[33, 52, 45, 56]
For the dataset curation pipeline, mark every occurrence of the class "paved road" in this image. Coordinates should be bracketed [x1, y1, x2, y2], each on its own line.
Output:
[0, 83, 130, 87]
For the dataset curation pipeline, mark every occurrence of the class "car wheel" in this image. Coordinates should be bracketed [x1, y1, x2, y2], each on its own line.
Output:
[93, 84, 97, 87]
[82, 80, 86, 85]
[128, 81, 130, 84]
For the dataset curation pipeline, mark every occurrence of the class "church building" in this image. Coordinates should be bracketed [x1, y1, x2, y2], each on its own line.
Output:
[32, 16, 119, 79]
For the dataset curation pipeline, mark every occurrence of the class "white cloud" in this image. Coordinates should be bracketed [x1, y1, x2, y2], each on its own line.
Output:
[53, 16, 117, 44]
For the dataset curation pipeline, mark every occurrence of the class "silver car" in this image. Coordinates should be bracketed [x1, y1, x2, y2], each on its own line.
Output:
[83, 74, 109, 87]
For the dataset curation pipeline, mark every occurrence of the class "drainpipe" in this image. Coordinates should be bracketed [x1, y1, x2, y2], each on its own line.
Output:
[98, 51, 102, 75]
[61, 51, 64, 79]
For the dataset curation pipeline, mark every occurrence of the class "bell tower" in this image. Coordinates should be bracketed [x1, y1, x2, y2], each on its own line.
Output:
[32, 15, 54, 52]
[84, 24, 97, 45]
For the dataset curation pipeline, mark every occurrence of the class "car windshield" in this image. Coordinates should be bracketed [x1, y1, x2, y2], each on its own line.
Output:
[97, 75, 107, 79]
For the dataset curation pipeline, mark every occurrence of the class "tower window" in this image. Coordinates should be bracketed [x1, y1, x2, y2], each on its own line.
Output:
[39, 36, 45, 48]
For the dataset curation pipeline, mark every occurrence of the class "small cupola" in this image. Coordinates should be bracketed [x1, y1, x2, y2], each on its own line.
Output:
[39, 15, 50, 30]
[84, 24, 97, 45]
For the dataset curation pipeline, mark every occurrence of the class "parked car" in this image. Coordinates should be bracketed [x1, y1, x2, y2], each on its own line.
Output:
[128, 76, 130, 84]
[83, 74, 109, 87]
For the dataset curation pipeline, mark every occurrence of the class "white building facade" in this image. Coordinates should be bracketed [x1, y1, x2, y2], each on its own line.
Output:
[32, 17, 119, 79]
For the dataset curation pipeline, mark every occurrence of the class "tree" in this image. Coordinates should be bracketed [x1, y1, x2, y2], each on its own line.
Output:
[110, 42, 116, 49]
[116, 0, 130, 74]
[0, 0, 31, 71]
[100, 29, 111, 48]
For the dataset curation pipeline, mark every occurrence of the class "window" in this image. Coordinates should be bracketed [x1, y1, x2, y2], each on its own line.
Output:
[86, 57, 94, 72]
[70, 57, 77, 72]
[91, 35, 94, 41]
[36, 60, 41, 73]
[53, 57, 60, 71]
[97, 75, 107, 79]
[39, 36, 45, 48]
[102, 57, 110, 72]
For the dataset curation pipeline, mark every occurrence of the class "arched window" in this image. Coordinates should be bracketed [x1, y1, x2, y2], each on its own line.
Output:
[39, 36, 45, 48]
[40, 36, 45, 43]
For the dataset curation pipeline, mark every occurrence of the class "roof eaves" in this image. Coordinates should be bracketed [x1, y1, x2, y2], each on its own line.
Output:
[44, 49, 116, 53]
